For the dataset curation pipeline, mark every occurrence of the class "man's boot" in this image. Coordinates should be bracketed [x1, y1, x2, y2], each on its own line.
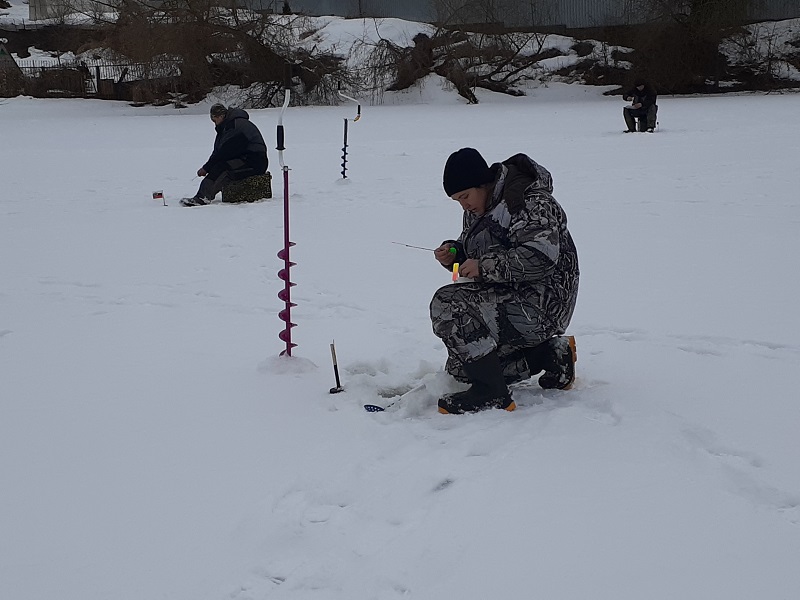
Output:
[438, 351, 516, 414]
[524, 335, 577, 390]
[180, 196, 210, 207]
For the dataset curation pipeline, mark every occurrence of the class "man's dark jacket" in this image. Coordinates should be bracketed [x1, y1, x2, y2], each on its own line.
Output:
[202, 108, 268, 173]
[624, 85, 657, 110]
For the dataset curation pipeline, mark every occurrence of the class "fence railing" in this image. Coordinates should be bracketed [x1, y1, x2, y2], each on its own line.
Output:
[2, 59, 185, 100]
[0, 21, 47, 30]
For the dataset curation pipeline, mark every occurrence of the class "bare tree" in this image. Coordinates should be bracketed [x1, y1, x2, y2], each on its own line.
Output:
[616, 0, 750, 91]
[356, 0, 557, 103]
[721, 20, 800, 90]
[72, 0, 357, 106]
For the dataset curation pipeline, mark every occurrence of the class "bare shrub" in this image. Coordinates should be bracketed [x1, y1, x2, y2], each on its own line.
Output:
[356, 20, 558, 104]
[0, 67, 25, 97]
[85, 1, 355, 106]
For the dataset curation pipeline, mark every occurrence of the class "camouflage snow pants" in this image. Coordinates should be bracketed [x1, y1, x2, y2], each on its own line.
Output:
[430, 282, 555, 383]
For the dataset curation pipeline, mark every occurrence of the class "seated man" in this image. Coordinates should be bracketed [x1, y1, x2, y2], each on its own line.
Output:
[623, 79, 658, 133]
[181, 103, 268, 206]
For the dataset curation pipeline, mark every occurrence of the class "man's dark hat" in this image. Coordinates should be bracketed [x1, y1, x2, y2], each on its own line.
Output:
[443, 148, 494, 196]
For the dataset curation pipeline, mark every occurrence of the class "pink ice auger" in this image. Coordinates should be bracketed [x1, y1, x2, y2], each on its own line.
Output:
[277, 64, 296, 356]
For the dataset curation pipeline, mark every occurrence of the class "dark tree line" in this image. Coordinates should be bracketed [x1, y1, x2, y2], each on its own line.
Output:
[2, 0, 798, 103]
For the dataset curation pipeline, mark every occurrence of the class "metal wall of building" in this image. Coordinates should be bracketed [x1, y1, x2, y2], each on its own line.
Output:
[28, 0, 800, 25]
[268, 0, 435, 21]
[554, 0, 632, 28]
[29, 0, 53, 21]
[270, 0, 638, 28]
[273, 0, 800, 26]
[28, 0, 107, 21]
[360, 0, 437, 21]
[749, 0, 800, 21]
[280, 0, 358, 18]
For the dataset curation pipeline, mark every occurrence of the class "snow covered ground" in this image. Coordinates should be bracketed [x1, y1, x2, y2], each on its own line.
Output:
[0, 0, 28, 23]
[2, 82, 800, 600]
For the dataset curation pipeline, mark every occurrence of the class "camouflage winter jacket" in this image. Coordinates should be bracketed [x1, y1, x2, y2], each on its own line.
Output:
[446, 154, 579, 335]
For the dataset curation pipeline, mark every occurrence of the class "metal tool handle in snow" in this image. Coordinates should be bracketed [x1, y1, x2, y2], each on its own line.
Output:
[277, 63, 292, 168]
[329, 341, 344, 393]
[277, 63, 297, 357]
[338, 91, 361, 122]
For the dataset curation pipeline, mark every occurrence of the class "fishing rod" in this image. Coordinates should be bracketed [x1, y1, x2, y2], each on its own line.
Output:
[392, 241, 457, 254]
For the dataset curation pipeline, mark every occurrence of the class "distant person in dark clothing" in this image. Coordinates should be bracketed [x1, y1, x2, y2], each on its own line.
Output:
[181, 103, 268, 206]
[623, 79, 658, 133]
[282, 1, 292, 14]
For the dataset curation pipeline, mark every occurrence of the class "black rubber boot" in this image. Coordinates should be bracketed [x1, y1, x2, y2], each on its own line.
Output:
[179, 196, 210, 207]
[525, 336, 577, 390]
[439, 351, 515, 414]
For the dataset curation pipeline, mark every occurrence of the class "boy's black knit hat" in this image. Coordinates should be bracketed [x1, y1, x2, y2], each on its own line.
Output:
[443, 148, 494, 196]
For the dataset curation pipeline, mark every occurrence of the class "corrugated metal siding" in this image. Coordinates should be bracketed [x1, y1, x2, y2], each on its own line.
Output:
[564, 0, 631, 28]
[28, 0, 107, 20]
[28, 0, 800, 25]
[29, 0, 46, 20]
[749, 0, 800, 21]
[272, 0, 434, 20]
[277, 0, 641, 29]
[280, 0, 800, 26]
[282, 1, 358, 17]
[361, 0, 436, 21]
